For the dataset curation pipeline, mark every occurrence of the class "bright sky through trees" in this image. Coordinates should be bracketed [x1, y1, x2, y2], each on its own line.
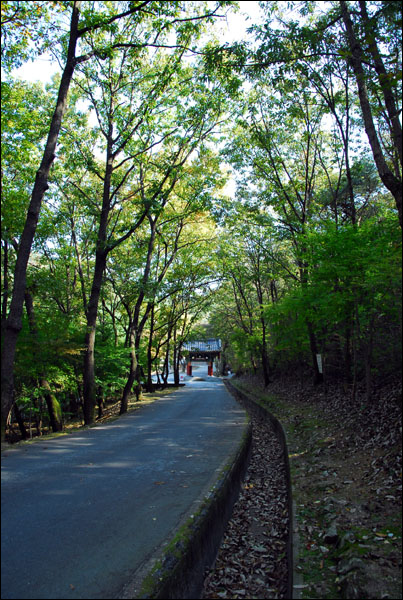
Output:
[10, 1, 262, 84]
[8, 1, 262, 187]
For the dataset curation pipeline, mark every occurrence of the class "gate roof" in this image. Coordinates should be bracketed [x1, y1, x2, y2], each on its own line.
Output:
[183, 338, 221, 352]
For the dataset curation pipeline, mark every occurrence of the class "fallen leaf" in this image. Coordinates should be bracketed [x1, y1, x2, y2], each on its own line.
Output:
[252, 545, 267, 552]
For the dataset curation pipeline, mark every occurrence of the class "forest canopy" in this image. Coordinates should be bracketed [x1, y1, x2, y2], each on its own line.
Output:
[1, 0, 401, 440]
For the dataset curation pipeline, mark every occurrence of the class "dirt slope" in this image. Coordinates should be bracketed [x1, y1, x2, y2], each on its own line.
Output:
[202, 374, 402, 600]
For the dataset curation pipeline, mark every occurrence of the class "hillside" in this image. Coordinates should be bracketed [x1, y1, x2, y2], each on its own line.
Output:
[202, 373, 402, 599]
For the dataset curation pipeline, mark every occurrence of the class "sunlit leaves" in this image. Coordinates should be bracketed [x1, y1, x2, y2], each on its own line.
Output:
[1, 1, 66, 71]
[1, 78, 54, 238]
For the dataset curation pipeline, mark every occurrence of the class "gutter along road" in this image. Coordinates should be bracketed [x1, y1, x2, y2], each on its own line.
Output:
[1, 373, 246, 599]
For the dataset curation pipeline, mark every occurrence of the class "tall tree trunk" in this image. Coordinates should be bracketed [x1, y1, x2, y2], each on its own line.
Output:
[340, 0, 402, 227]
[260, 313, 271, 387]
[83, 250, 107, 425]
[255, 275, 271, 386]
[120, 326, 137, 415]
[146, 303, 156, 392]
[307, 321, 323, 385]
[41, 379, 63, 432]
[174, 339, 184, 386]
[0, 2, 82, 439]
[173, 327, 182, 386]
[120, 217, 156, 407]
[162, 350, 169, 386]
[299, 258, 323, 385]
[162, 329, 172, 387]
[69, 210, 88, 312]
[82, 131, 114, 425]
[358, 1, 402, 169]
[1, 239, 9, 337]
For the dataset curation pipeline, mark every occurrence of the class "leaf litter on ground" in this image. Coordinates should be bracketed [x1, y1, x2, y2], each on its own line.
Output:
[201, 373, 402, 600]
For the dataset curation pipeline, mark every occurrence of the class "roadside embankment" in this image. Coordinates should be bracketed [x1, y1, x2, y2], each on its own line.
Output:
[221, 374, 402, 600]
[128, 416, 252, 599]
[201, 379, 293, 599]
[131, 377, 295, 600]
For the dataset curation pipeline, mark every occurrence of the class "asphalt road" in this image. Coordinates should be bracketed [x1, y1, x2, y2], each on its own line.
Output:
[1, 375, 246, 600]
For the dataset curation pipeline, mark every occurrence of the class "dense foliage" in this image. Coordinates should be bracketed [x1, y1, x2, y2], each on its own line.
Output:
[1, 0, 401, 440]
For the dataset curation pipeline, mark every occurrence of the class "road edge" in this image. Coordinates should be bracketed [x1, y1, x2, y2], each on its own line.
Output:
[224, 378, 295, 600]
[128, 413, 252, 599]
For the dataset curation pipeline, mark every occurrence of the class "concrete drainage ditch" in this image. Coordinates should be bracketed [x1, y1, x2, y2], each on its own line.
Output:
[128, 379, 294, 599]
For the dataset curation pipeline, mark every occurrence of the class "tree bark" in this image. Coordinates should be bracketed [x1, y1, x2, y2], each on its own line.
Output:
[256, 279, 271, 387]
[82, 249, 107, 425]
[1, 239, 9, 336]
[82, 120, 115, 425]
[162, 327, 173, 387]
[358, 1, 402, 169]
[307, 321, 323, 385]
[146, 303, 156, 392]
[172, 326, 183, 386]
[41, 379, 63, 432]
[339, 0, 402, 227]
[120, 327, 138, 415]
[69, 210, 88, 312]
[120, 218, 156, 413]
[173, 341, 184, 386]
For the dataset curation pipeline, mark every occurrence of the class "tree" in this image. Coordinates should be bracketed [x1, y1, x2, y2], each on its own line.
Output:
[1, 0, 150, 438]
[76, 55, 225, 421]
[146, 226, 217, 389]
[225, 75, 332, 383]
[339, 1, 402, 226]
[1, 1, 60, 71]
[1, 78, 53, 334]
[1, 0, 235, 436]
[247, 1, 401, 225]
[208, 202, 284, 382]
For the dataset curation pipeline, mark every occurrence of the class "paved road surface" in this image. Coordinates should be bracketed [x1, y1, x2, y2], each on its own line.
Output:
[1, 376, 245, 600]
